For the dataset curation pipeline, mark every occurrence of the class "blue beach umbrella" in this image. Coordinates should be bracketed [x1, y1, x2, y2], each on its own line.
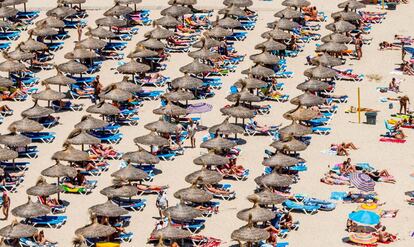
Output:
[349, 210, 380, 226]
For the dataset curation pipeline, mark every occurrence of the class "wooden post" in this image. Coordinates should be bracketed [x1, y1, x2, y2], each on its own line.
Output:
[358, 87, 361, 124]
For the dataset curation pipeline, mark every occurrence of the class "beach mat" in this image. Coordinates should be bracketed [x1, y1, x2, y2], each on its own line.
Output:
[401, 125, 414, 129]
[379, 137, 406, 143]
[330, 191, 347, 200]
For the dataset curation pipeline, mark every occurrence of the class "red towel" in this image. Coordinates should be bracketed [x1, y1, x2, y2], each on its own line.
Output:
[401, 125, 414, 129]
[379, 137, 406, 143]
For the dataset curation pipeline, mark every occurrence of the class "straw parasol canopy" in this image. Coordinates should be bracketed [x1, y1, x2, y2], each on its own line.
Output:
[247, 191, 287, 205]
[41, 160, 77, 178]
[310, 53, 343, 67]
[338, 0, 366, 9]
[115, 0, 142, 3]
[144, 119, 177, 134]
[59, 0, 87, 4]
[74, 115, 108, 130]
[218, 5, 246, 16]
[272, 18, 300, 31]
[29, 25, 58, 37]
[100, 185, 138, 198]
[85, 26, 116, 39]
[35, 16, 64, 28]
[261, 29, 291, 40]
[255, 172, 294, 187]
[0, 6, 18, 18]
[75, 220, 116, 239]
[0, 147, 18, 161]
[205, 26, 233, 38]
[231, 223, 270, 243]
[185, 169, 223, 185]
[137, 38, 165, 50]
[86, 102, 120, 116]
[0, 221, 37, 239]
[66, 129, 101, 146]
[303, 65, 337, 79]
[11, 197, 50, 218]
[283, 107, 319, 121]
[174, 186, 213, 203]
[279, 121, 312, 136]
[274, 7, 302, 19]
[113, 76, 141, 93]
[315, 42, 348, 53]
[160, 5, 192, 17]
[134, 132, 169, 146]
[179, 60, 213, 74]
[0, 55, 25, 72]
[326, 20, 356, 33]
[64, 47, 98, 60]
[154, 15, 180, 28]
[52, 143, 90, 162]
[26, 179, 61, 196]
[44, 67, 76, 86]
[58, 60, 88, 74]
[188, 48, 220, 60]
[241, 65, 274, 77]
[98, 85, 132, 102]
[296, 79, 331, 92]
[290, 92, 325, 106]
[193, 153, 229, 166]
[152, 224, 191, 240]
[262, 153, 301, 167]
[217, 16, 241, 29]
[32, 86, 65, 101]
[332, 10, 361, 21]
[0, 76, 12, 87]
[250, 52, 280, 65]
[255, 38, 287, 51]
[220, 105, 255, 119]
[163, 90, 195, 102]
[7, 45, 35, 61]
[111, 164, 148, 181]
[281, 0, 310, 7]
[321, 33, 352, 44]
[145, 25, 174, 39]
[164, 203, 202, 222]
[153, 103, 187, 116]
[0, 131, 31, 147]
[122, 146, 160, 164]
[9, 117, 44, 132]
[223, 0, 253, 7]
[168, 0, 197, 5]
[21, 101, 54, 118]
[78, 36, 107, 50]
[226, 89, 261, 102]
[46, 5, 76, 18]
[234, 77, 267, 89]
[104, 3, 133, 17]
[96, 16, 127, 27]
[117, 59, 150, 74]
[200, 136, 237, 150]
[237, 202, 275, 222]
[209, 117, 244, 135]
[89, 201, 128, 218]
[128, 46, 158, 59]
[171, 74, 203, 89]
[193, 36, 222, 49]
[20, 37, 48, 52]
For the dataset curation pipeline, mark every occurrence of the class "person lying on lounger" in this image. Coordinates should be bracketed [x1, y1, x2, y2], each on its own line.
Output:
[279, 212, 295, 230]
[331, 142, 358, 156]
[90, 144, 118, 157]
[364, 169, 396, 183]
[39, 195, 61, 207]
[379, 41, 400, 50]
[320, 172, 350, 185]
[204, 184, 233, 196]
[136, 184, 168, 192]
[0, 105, 11, 112]
[264, 225, 280, 246]
[217, 163, 246, 177]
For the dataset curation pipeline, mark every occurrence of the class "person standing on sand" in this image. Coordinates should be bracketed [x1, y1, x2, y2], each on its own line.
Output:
[92, 75, 102, 104]
[355, 33, 363, 60]
[188, 120, 197, 148]
[399, 95, 410, 114]
[2, 192, 10, 220]
[77, 25, 82, 42]
[156, 190, 168, 218]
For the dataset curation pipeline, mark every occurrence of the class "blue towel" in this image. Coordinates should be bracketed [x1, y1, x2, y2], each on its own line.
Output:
[330, 191, 347, 200]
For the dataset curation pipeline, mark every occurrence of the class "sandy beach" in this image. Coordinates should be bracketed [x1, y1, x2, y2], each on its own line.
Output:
[1, 0, 414, 246]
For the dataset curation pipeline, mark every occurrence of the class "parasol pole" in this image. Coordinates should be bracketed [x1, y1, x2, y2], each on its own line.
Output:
[357, 87, 361, 124]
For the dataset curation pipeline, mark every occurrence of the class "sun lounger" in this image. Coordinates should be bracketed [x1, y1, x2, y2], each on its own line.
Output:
[244, 123, 278, 136]
[208, 184, 236, 201]
[0, 31, 20, 41]
[0, 161, 30, 171]
[312, 126, 331, 135]
[92, 132, 123, 144]
[217, 168, 249, 181]
[226, 31, 248, 41]
[17, 146, 39, 159]
[46, 42, 64, 52]
[112, 198, 146, 211]
[26, 215, 67, 228]
[283, 200, 320, 214]
[22, 132, 56, 143]
[64, 19, 87, 29]
[136, 90, 164, 101]
[19, 237, 57, 247]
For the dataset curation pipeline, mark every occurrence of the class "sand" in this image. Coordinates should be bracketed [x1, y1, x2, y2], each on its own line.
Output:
[1, 0, 414, 246]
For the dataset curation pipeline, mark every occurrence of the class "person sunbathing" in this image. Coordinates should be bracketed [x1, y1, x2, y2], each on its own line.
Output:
[74, 162, 98, 172]
[379, 41, 400, 50]
[0, 105, 11, 112]
[401, 61, 414, 75]
[304, 6, 324, 22]
[340, 158, 357, 175]
[347, 191, 377, 203]
[331, 142, 358, 156]
[374, 226, 397, 243]
[264, 225, 279, 245]
[204, 184, 233, 196]
[391, 124, 406, 140]
[91, 144, 118, 157]
[0, 89, 22, 100]
[217, 163, 245, 177]
[320, 175, 350, 185]
[251, 120, 274, 132]
[34, 230, 52, 245]
[279, 212, 294, 230]
[136, 184, 168, 192]
[364, 170, 396, 183]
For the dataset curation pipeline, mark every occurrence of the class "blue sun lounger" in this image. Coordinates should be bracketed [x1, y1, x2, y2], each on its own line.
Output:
[302, 197, 336, 211]
[174, 219, 206, 233]
[37, 117, 59, 128]
[260, 241, 289, 247]
[46, 42, 64, 52]
[70, 76, 95, 85]
[226, 31, 248, 41]
[18, 146, 39, 159]
[283, 200, 320, 215]
[93, 132, 123, 144]
[104, 42, 128, 51]
[0, 31, 20, 41]
[22, 132, 56, 143]
[64, 19, 87, 29]
[311, 126, 332, 135]
[115, 232, 134, 243]
[0, 42, 11, 51]
[113, 198, 146, 211]
[0, 161, 30, 171]
[137, 90, 164, 100]
[27, 215, 67, 229]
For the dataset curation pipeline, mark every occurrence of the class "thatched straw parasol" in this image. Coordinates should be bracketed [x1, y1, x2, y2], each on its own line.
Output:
[86, 102, 120, 116]
[331, 11, 361, 21]
[223, 0, 253, 7]
[315, 42, 348, 53]
[270, 137, 308, 152]
[237, 201, 275, 222]
[193, 153, 229, 166]
[338, 0, 366, 9]
[262, 153, 301, 167]
[128, 46, 158, 59]
[296, 79, 331, 91]
[226, 89, 261, 102]
[255, 172, 294, 187]
[32, 86, 65, 101]
[163, 90, 195, 102]
[250, 51, 280, 65]
[74, 115, 108, 130]
[209, 117, 244, 135]
[217, 16, 241, 29]
[193, 36, 222, 49]
[303, 65, 337, 79]
[185, 169, 223, 185]
[241, 65, 274, 77]
[218, 5, 246, 16]
[164, 203, 202, 222]
[321, 33, 352, 44]
[111, 164, 148, 181]
[8, 117, 43, 132]
[137, 38, 165, 50]
[52, 143, 90, 162]
[279, 121, 312, 136]
[274, 7, 302, 19]
[325, 20, 356, 33]
[95, 16, 127, 27]
[57, 60, 88, 74]
[98, 85, 132, 102]
[234, 77, 267, 89]
[310, 53, 343, 67]
[261, 29, 291, 40]
[290, 92, 325, 106]
[152, 223, 191, 240]
[0, 221, 37, 239]
[231, 222, 270, 243]
[0, 6, 18, 18]
[100, 185, 138, 198]
[247, 191, 287, 205]
[85, 26, 116, 39]
[160, 5, 192, 17]
[171, 74, 203, 89]
[174, 185, 213, 203]
[0, 131, 31, 147]
[21, 101, 54, 118]
[7, 45, 35, 61]
[117, 59, 150, 74]
[46, 5, 76, 18]
[0, 148, 18, 161]
[26, 179, 61, 197]
[145, 25, 174, 39]
[104, 3, 133, 17]
[204, 26, 233, 38]
[154, 15, 180, 28]
[283, 107, 319, 121]
[188, 48, 220, 60]
[89, 201, 128, 217]
[134, 132, 169, 146]
[41, 160, 77, 178]
[122, 146, 160, 164]
[255, 38, 287, 51]
[75, 220, 116, 238]
[220, 105, 255, 119]
[179, 60, 213, 75]
[153, 102, 187, 116]
[281, 0, 310, 7]
[35, 16, 64, 28]
[43, 67, 76, 86]
[66, 129, 101, 146]
[0, 76, 12, 87]
[11, 197, 50, 218]
[200, 136, 236, 150]
[144, 119, 177, 134]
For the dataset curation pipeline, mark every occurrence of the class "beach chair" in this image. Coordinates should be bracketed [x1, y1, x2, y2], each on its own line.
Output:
[226, 32, 248, 41]
[312, 126, 331, 135]
[157, 151, 177, 161]
[244, 123, 279, 136]
[114, 232, 133, 243]
[51, 101, 83, 112]
[22, 132, 56, 143]
[136, 90, 164, 101]
[104, 42, 128, 51]
[19, 237, 57, 247]
[27, 215, 67, 228]
[174, 219, 205, 234]
[301, 197, 336, 211]
[217, 168, 249, 181]
[64, 19, 87, 29]
[0, 31, 20, 41]
[92, 132, 123, 144]
[17, 146, 39, 159]
[0, 42, 11, 51]
[283, 200, 320, 215]
[36, 117, 59, 129]
[112, 198, 146, 211]
[208, 184, 236, 201]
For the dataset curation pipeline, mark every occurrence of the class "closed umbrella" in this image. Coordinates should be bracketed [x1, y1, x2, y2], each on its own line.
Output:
[262, 153, 300, 167]
[326, 20, 356, 33]
[111, 164, 148, 182]
[9, 117, 44, 132]
[185, 169, 223, 185]
[134, 132, 169, 146]
[122, 146, 160, 164]
[193, 153, 229, 166]
[144, 119, 177, 134]
[290, 92, 325, 106]
[86, 102, 120, 116]
[89, 201, 128, 217]
[349, 210, 380, 225]
[0, 221, 37, 239]
[296, 79, 331, 91]
[255, 172, 294, 187]
[200, 136, 236, 150]
[349, 172, 375, 192]
[11, 197, 50, 218]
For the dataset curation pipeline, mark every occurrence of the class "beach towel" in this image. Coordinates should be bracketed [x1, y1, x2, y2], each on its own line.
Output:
[379, 137, 406, 143]
[321, 149, 337, 156]
[330, 191, 347, 200]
